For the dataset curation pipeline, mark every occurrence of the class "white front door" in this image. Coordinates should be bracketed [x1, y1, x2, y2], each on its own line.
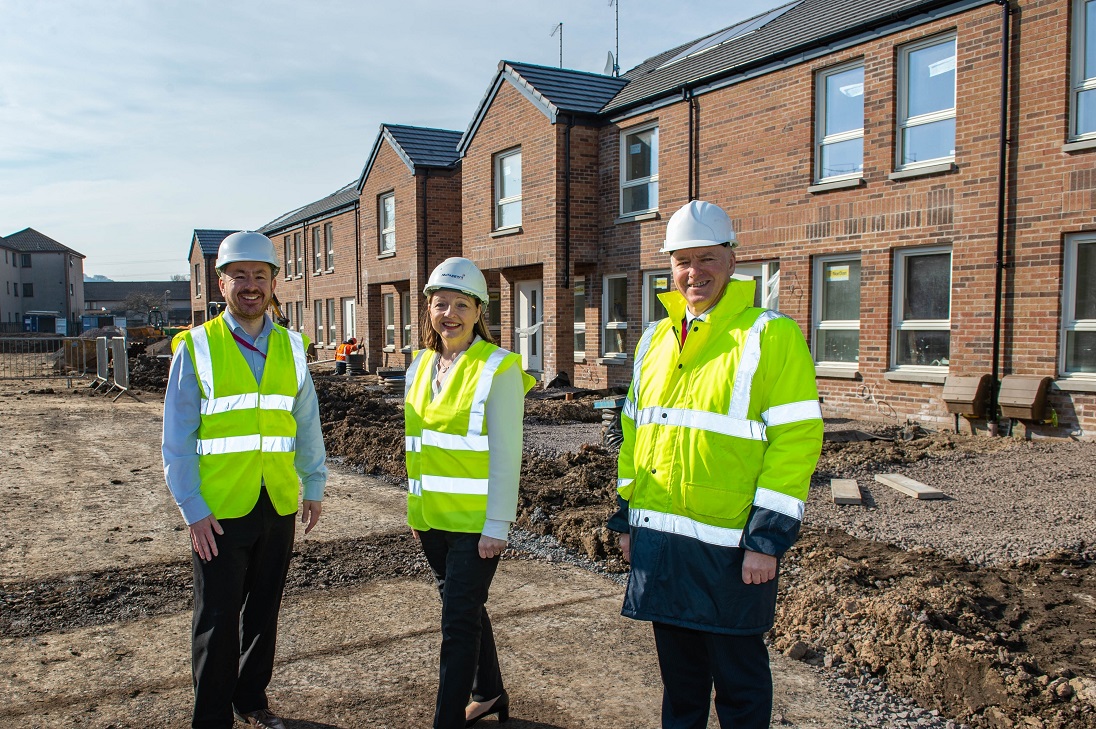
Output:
[515, 280, 543, 373]
[342, 298, 356, 340]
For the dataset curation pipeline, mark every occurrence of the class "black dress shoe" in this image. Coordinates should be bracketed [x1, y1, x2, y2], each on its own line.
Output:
[233, 707, 287, 729]
[466, 690, 509, 726]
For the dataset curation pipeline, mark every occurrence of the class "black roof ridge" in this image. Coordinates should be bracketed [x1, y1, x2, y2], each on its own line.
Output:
[503, 59, 621, 80]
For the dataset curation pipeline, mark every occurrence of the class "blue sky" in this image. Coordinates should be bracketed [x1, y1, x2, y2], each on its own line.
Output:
[0, 0, 775, 280]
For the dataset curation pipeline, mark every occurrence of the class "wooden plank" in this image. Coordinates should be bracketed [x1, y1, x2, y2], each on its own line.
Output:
[874, 473, 946, 500]
[830, 479, 862, 505]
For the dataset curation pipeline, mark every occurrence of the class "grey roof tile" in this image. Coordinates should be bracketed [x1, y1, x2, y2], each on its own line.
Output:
[503, 61, 628, 116]
[258, 182, 358, 234]
[358, 124, 462, 190]
[193, 229, 236, 257]
[3, 228, 84, 256]
[84, 281, 191, 301]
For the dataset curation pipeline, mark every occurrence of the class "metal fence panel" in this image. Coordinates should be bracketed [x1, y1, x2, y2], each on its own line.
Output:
[0, 337, 95, 380]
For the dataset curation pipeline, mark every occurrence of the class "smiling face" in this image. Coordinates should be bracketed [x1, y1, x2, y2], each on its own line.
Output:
[670, 243, 736, 315]
[428, 289, 482, 354]
[219, 261, 275, 326]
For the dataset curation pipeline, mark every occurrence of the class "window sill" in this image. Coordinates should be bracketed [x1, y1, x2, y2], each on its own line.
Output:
[888, 161, 957, 181]
[401, 346, 412, 354]
[883, 368, 948, 385]
[815, 365, 860, 380]
[382, 345, 396, 353]
[490, 226, 523, 238]
[295, 274, 303, 280]
[574, 355, 586, 364]
[1063, 138, 1096, 153]
[807, 177, 864, 194]
[1054, 377, 1096, 393]
[597, 356, 630, 365]
[615, 211, 660, 225]
[377, 251, 396, 260]
[325, 268, 334, 274]
[326, 344, 336, 350]
[313, 271, 323, 277]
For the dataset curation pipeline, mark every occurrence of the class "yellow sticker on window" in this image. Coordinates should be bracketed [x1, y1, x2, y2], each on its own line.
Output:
[827, 265, 850, 282]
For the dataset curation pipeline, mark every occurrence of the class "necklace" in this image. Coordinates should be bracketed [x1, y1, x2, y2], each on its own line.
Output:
[437, 355, 454, 375]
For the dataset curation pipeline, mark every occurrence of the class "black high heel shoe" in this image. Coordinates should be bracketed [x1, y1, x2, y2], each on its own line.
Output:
[466, 690, 509, 726]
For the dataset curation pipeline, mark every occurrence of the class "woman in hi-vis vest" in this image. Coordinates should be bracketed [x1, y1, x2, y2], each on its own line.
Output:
[404, 257, 536, 729]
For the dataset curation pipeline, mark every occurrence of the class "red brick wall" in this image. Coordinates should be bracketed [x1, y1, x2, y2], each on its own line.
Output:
[187, 242, 220, 326]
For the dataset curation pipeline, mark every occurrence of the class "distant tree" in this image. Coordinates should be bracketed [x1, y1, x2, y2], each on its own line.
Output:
[123, 291, 165, 318]
[170, 273, 190, 281]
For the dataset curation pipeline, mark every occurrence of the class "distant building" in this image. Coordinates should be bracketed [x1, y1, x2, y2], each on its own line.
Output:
[186, 229, 235, 325]
[83, 281, 191, 325]
[0, 228, 85, 334]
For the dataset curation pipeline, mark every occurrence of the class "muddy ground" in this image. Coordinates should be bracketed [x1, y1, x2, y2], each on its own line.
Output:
[2, 366, 1095, 728]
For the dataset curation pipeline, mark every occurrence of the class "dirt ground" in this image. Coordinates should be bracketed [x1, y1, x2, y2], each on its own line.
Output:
[3, 371, 1096, 728]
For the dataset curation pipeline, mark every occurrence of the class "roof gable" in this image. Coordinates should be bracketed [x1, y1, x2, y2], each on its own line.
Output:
[357, 124, 462, 191]
[3, 228, 84, 257]
[457, 61, 627, 155]
[258, 182, 358, 235]
[191, 229, 236, 259]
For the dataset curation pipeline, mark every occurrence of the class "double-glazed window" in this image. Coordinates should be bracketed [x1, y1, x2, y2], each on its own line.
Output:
[897, 35, 956, 169]
[603, 275, 628, 357]
[1062, 234, 1096, 376]
[314, 299, 323, 345]
[642, 270, 672, 327]
[816, 62, 864, 181]
[283, 237, 291, 279]
[294, 233, 303, 276]
[22, 283, 33, 297]
[892, 247, 951, 368]
[379, 193, 395, 254]
[1072, 0, 1096, 139]
[401, 291, 412, 350]
[813, 255, 861, 366]
[620, 124, 658, 216]
[327, 299, 337, 344]
[20, 254, 30, 268]
[494, 149, 522, 229]
[573, 277, 586, 358]
[325, 223, 334, 270]
[195, 263, 202, 296]
[383, 293, 395, 348]
[312, 228, 322, 273]
[487, 291, 502, 341]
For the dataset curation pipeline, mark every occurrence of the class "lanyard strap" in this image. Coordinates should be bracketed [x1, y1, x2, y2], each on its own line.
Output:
[232, 331, 267, 360]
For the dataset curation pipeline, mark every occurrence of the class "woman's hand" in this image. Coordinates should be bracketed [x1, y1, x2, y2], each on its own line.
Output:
[478, 534, 507, 559]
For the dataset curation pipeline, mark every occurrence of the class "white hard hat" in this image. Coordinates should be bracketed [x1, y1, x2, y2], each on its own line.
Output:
[423, 257, 489, 305]
[660, 200, 738, 253]
[216, 231, 280, 275]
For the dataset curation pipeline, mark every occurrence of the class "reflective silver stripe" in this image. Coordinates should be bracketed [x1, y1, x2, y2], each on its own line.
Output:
[422, 428, 490, 452]
[197, 434, 260, 455]
[190, 326, 215, 400]
[617, 477, 634, 489]
[622, 397, 637, 421]
[762, 400, 822, 426]
[629, 508, 743, 548]
[467, 349, 508, 436]
[631, 323, 658, 407]
[405, 349, 429, 399]
[754, 487, 805, 521]
[262, 436, 296, 452]
[421, 474, 490, 495]
[286, 330, 307, 391]
[727, 310, 784, 420]
[200, 393, 258, 416]
[635, 406, 766, 441]
[405, 435, 421, 453]
[407, 478, 422, 496]
[260, 394, 295, 412]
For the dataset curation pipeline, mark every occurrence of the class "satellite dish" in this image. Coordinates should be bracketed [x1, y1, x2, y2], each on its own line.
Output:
[603, 51, 615, 76]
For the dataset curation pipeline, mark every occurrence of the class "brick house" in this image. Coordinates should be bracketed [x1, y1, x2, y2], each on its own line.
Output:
[357, 124, 463, 372]
[258, 183, 359, 359]
[186, 229, 234, 325]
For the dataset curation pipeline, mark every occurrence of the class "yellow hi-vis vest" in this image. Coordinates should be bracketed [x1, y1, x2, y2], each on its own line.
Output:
[182, 315, 309, 519]
[404, 340, 535, 533]
[617, 280, 823, 550]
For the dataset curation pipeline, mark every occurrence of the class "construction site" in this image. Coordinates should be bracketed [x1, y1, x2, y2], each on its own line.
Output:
[0, 337, 1092, 729]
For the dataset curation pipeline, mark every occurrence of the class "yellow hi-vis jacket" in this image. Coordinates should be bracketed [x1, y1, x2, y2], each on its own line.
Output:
[181, 315, 309, 519]
[404, 340, 535, 533]
[616, 280, 823, 633]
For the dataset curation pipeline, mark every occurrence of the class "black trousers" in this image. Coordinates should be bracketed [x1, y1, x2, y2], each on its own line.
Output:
[191, 489, 296, 729]
[652, 622, 772, 729]
[418, 529, 504, 729]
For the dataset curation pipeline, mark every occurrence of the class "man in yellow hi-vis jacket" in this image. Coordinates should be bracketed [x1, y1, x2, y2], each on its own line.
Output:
[608, 201, 823, 729]
[163, 231, 326, 729]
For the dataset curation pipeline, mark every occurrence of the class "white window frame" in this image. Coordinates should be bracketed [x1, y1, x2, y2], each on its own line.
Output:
[602, 274, 629, 358]
[620, 122, 659, 216]
[283, 237, 292, 280]
[733, 262, 781, 310]
[494, 148, 522, 230]
[325, 222, 335, 270]
[815, 60, 865, 183]
[195, 263, 202, 297]
[1071, 0, 1096, 140]
[573, 276, 586, 361]
[812, 254, 861, 369]
[642, 269, 672, 328]
[383, 293, 395, 350]
[891, 246, 952, 371]
[314, 300, 324, 346]
[401, 290, 412, 352]
[1061, 233, 1096, 378]
[896, 34, 957, 170]
[327, 299, 337, 345]
[312, 227, 322, 273]
[379, 193, 395, 255]
[294, 232, 303, 277]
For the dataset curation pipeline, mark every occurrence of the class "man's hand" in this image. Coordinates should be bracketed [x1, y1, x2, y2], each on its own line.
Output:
[478, 534, 507, 559]
[190, 515, 223, 562]
[301, 500, 322, 534]
[618, 533, 631, 563]
[742, 549, 777, 584]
